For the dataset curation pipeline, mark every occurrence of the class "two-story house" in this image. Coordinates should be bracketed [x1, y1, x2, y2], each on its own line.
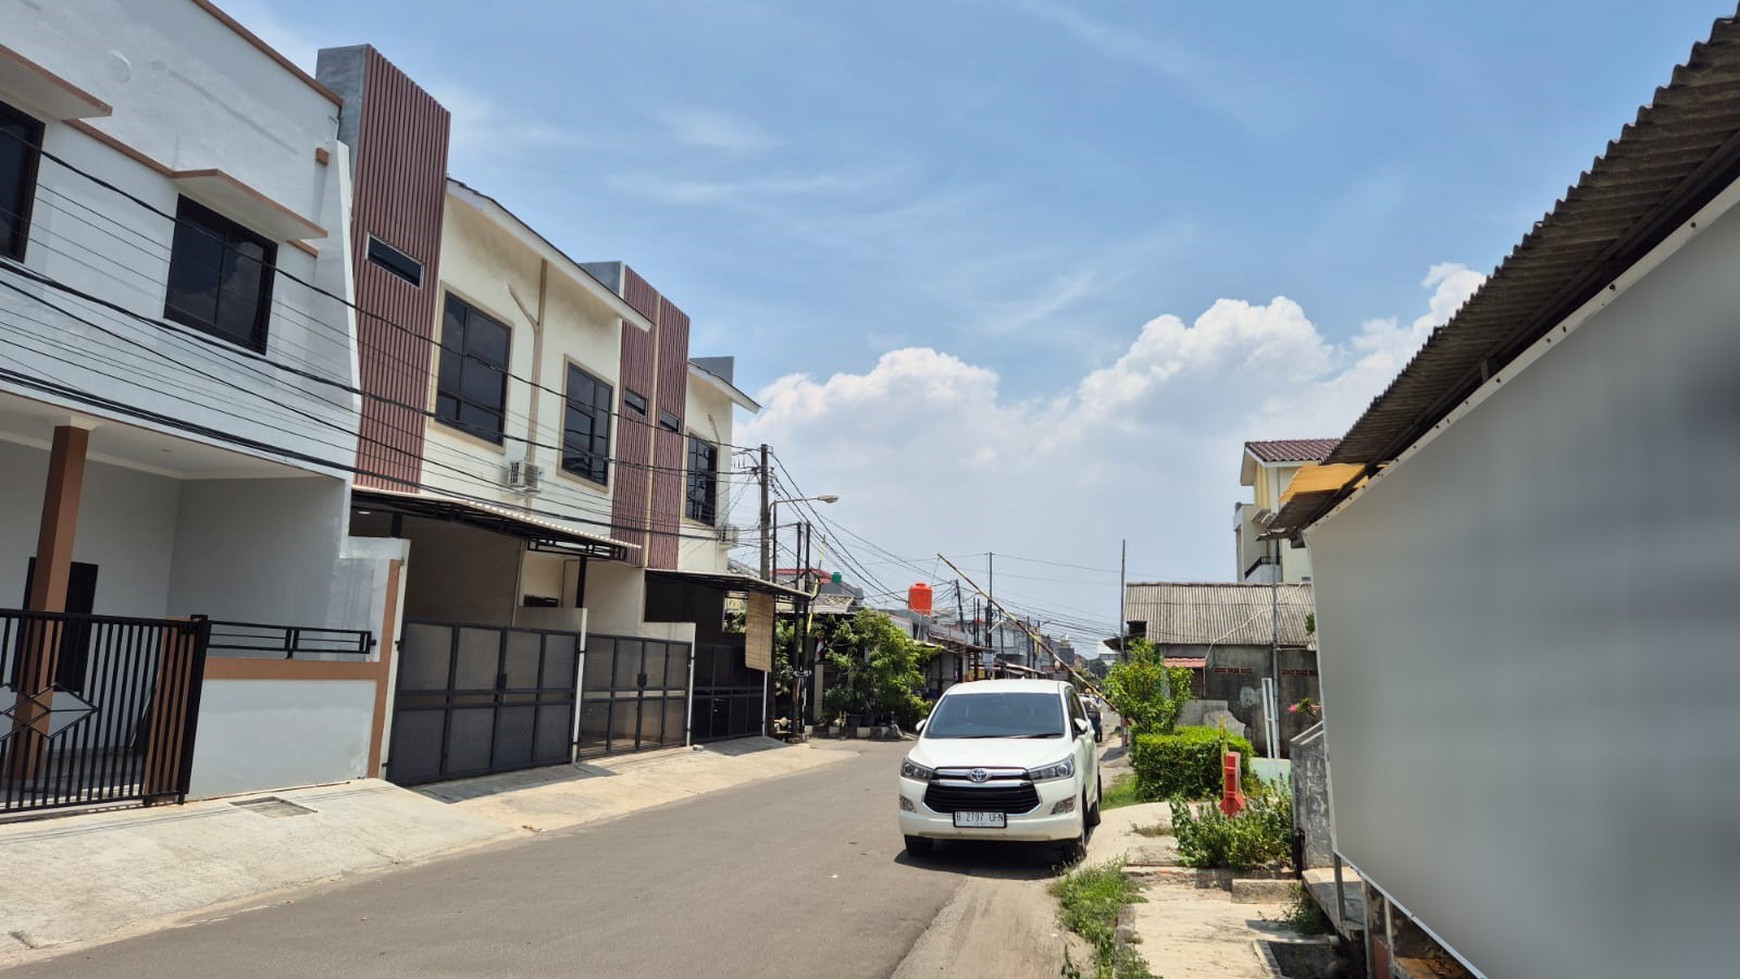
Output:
[0, 1, 406, 813]
[1234, 438, 1339, 583]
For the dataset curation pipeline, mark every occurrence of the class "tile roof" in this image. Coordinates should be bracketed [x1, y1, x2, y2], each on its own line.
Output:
[1124, 582, 1315, 647]
[1244, 439, 1342, 464]
[1271, 10, 1740, 539]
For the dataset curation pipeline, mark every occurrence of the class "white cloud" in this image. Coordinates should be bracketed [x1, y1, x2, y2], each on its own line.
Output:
[740, 264, 1484, 628]
[658, 108, 775, 152]
[427, 84, 581, 179]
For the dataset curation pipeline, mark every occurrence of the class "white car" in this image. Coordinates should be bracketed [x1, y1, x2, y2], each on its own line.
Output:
[897, 679, 1101, 859]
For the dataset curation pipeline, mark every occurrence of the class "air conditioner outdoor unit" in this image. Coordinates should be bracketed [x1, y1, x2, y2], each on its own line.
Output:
[505, 460, 544, 494]
[717, 524, 741, 546]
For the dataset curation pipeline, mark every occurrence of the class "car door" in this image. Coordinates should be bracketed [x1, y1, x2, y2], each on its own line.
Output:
[1065, 688, 1096, 800]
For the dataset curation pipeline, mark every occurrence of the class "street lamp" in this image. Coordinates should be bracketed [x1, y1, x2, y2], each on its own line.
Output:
[767, 494, 838, 741]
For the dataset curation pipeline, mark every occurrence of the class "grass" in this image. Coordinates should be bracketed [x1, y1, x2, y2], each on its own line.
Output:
[1279, 883, 1333, 936]
[1051, 859, 1156, 979]
[1132, 822, 1172, 838]
[1098, 773, 1143, 811]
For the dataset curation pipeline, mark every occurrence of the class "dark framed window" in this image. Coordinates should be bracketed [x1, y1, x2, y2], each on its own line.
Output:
[658, 410, 680, 434]
[435, 294, 511, 443]
[562, 364, 613, 484]
[0, 100, 43, 261]
[686, 436, 718, 525]
[367, 235, 423, 287]
[624, 390, 648, 416]
[163, 197, 277, 351]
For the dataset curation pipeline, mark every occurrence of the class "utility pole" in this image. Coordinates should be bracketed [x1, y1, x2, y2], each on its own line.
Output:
[1270, 537, 1281, 759]
[1118, 539, 1127, 653]
[757, 444, 772, 580]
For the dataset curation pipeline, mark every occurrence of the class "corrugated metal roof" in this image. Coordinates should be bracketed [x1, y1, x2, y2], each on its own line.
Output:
[1123, 582, 1315, 646]
[1274, 11, 1740, 538]
[1245, 439, 1341, 464]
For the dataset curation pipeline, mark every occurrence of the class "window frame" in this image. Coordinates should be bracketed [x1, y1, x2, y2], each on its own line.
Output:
[366, 234, 423, 287]
[433, 293, 512, 445]
[162, 196, 278, 353]
[0, 99, 44, 262]
[623, 390, 649, 416]
[685, 434, 719, 526]
[561, 362, 613, 486]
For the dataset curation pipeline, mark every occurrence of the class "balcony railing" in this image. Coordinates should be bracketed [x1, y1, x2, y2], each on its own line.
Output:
[205, 620, 374, 660]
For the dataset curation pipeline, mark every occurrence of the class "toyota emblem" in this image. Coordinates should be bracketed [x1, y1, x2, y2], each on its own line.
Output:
[970, 768, 989, 783]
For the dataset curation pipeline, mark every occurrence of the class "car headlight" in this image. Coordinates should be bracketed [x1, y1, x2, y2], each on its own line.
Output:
[900, 758, 935, 781]
[1028, 756, 1075, 781]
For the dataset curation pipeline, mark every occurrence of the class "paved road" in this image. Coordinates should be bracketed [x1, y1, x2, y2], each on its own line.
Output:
[4, 741, 1063, 979]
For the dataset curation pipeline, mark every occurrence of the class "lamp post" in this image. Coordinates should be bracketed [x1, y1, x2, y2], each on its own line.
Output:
[767, 495, 838, 739]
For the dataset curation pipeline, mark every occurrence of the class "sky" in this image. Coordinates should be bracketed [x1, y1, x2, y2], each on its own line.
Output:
[230, 0, 1733, 638]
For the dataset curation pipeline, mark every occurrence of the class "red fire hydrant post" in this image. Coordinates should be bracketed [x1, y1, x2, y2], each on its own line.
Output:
[1220, 750, 1246, 816]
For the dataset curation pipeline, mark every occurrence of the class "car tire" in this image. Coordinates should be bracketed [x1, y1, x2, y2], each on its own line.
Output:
[1059, 833, 1087, 864]
[1085, 787, 1102, 829]
[904, 835, 935, 858]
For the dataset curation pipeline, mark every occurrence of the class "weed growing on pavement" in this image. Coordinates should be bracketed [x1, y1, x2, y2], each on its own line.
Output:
[1168, 779, 1294, 871]
[1132, 821, 1172, 837]
[1051, 859, 1156, 979]
[1279, 883, 1333, 935]
[1099, 773, 1143, 811]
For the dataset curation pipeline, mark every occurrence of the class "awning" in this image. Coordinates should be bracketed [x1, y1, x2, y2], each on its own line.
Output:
[645, 567, 808, 599]
[352, 488, 633, 561]
[1164, 657, 1207, 669]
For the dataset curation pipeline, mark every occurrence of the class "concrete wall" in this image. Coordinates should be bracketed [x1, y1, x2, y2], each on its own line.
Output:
[0, 439, 180, 617]
[166, 476, 348, 626]
[1306, 186, 1740, 978]
[677, 375, 733, 574]
[1163, 642, 1318, 757]
[1290, 724, 1332, 869]
[0, 3, 359, 475]
[188, 678, 376, 798]
[399, 517, 520, 626]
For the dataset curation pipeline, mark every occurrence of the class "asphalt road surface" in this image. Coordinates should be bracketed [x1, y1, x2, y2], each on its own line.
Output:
[4, 741, 1066, 979]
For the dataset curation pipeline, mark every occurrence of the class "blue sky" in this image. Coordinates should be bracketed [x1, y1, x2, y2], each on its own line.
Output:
[239, 0, 1731, 633]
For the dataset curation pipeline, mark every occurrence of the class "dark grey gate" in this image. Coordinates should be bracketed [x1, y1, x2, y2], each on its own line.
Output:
[387, 621, 580, 786]
[691, 639, 762, 742]
[1, 608, 208, 814]
[577, 635, 691, 757]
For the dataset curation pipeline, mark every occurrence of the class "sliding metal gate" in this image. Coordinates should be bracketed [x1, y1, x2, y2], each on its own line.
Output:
[1, 609, 208, 814]
[691, 639, 763, 742]
[388, 621, 581, 786]
[577, 635, 691, 757]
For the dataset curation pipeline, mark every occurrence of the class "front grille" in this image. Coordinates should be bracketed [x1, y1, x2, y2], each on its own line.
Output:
[923, 782, 1041, 815]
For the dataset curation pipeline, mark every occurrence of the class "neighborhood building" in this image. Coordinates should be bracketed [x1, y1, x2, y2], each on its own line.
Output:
[1122, 581, 1316, 757]
[1234, 438, 1338, 583]
[1263, 15, 1740, 978]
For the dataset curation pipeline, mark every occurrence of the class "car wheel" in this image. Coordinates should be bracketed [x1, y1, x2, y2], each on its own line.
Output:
[904, 835, 935, 858]
[1058, 834, 1087, 864]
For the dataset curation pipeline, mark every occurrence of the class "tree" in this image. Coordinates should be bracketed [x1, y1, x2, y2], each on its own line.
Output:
[820, 609, 934, 727]
[1102, 638, 1194, 738]
[1085, 657, 1111, 681]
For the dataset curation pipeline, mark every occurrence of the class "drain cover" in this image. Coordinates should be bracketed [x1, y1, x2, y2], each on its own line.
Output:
[230, 796, 316, 818]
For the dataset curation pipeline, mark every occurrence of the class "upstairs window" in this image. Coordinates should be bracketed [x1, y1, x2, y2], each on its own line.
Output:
[686, 436, 718, 525]
[658, 410, 680, 434]
[563, 364, 613, 485]
[623, 390, 649, 416]
[435, 294, 510, 443]
[164, 197, 276, 351]
[367, 235, 423, 287]
[0, 100, 43, 261]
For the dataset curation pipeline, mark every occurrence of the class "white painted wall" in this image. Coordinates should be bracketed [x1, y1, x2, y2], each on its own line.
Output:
[0, 438, 179, 617]
[1308, 193, 1740, 979]
[678, 376, 734, 574]
[167, 476, 348, 626]
[187, 678, 376, 798]
[0, 1, 359, 475]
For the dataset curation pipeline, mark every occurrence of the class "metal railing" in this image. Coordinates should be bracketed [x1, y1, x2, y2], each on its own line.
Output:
[204, 620, 374, 660]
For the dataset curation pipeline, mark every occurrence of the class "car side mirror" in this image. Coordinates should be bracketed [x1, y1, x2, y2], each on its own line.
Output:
[915, 718, 927, 733]
[1074, 717, 1090, 735]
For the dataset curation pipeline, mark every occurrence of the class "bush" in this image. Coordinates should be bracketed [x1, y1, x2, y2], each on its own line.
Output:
[1169, 779, 1295, 871]
[1131, 726, 1255, 801]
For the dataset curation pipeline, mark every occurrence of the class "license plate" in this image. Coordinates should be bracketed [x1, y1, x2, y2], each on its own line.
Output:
[953, 811, 1006, 828]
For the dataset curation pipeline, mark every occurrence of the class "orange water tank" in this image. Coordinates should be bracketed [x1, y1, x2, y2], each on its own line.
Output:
[908, 583, 934, 615]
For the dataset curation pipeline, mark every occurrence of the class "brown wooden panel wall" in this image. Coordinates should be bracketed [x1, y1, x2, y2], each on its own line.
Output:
[610, 268, 659, 563]
[349, 49, 450, 489]
[648, 296, 690, 570]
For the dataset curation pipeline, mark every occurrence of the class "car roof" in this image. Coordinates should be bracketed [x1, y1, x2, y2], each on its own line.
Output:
[939, 679, 1069, 696]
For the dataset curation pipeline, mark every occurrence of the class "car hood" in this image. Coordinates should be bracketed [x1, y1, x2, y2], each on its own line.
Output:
[907, 737, 1075, 772]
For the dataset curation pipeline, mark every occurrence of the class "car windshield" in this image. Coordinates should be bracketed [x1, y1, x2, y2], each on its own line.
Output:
[923, 692, 1066, 739]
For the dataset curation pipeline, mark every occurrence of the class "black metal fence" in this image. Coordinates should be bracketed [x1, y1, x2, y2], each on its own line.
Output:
[1, 609, 209, 815]
[691, 639, 762, 742]
[577, 635, 691, 757]
[206, 620, 374, 659]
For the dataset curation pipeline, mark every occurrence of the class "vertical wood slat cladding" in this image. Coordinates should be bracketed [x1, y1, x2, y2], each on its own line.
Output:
[648, 296, 690, 570]
[349, 49, 450, 489]
[610, 268, 659, 562]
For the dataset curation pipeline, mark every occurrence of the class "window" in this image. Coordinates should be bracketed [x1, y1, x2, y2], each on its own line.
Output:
[562, 364, 613, 484]
[367, 235, 423, 287]
[686, 436, 718, 525]
[0, 100, 43, 261]
[658, 410, 680, 433]
[435, 294, 511, 443]
[624, 390, 648, 416]
[164, 197, 277, 351]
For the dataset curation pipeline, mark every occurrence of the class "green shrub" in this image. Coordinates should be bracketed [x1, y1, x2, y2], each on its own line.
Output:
[1168, 779, 1295, 871]
[1131, 726, 1255, 801]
